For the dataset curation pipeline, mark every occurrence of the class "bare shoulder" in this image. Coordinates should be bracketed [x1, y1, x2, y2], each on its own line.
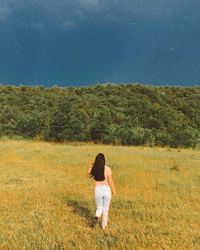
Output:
[105, 165, 112, 174]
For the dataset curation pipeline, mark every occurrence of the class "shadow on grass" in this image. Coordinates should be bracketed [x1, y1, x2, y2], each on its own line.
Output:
[66, 199, 95, 228]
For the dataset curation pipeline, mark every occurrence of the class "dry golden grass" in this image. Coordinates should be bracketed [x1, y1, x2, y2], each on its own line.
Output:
[0, 140, 199, 249]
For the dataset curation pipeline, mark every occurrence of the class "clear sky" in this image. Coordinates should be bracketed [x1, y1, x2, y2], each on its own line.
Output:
[0, 0, 200, 86]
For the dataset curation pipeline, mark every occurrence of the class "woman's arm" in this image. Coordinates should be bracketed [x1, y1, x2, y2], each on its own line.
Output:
[108, 171, 116, 195]
[88, 164, 93, 177]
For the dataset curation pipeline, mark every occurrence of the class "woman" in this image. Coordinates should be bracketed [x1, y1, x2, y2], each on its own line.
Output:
[88, 153, 116, 229]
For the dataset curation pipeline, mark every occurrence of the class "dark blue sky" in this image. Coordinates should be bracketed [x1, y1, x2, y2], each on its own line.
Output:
[0, 0, 200, 86]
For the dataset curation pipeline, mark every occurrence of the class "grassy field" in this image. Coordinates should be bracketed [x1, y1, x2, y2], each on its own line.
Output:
[0, 140, 199, 250]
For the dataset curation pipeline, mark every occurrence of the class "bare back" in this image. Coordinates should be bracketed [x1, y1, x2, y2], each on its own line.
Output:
[95, 165, 112, 186]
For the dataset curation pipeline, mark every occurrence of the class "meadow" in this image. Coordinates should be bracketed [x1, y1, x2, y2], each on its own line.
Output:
[0, 140, 199, 250]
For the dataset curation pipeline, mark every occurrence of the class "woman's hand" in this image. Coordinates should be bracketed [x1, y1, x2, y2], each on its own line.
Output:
[112, 190, 116, 196]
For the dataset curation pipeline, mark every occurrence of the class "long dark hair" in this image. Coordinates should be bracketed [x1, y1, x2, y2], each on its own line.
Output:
[90, 153, 105, 181]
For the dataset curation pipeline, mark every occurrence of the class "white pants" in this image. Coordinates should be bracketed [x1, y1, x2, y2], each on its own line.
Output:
[95, 185, 112, 228]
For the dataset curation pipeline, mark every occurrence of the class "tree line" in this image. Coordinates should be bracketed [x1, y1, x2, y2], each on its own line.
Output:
[0, 83, 200, 148]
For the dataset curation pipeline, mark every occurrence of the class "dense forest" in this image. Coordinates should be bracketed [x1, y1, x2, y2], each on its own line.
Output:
[0, 83, 200, 147]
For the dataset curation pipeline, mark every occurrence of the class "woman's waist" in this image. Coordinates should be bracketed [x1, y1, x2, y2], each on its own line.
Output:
[95, 180, 109, 186]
